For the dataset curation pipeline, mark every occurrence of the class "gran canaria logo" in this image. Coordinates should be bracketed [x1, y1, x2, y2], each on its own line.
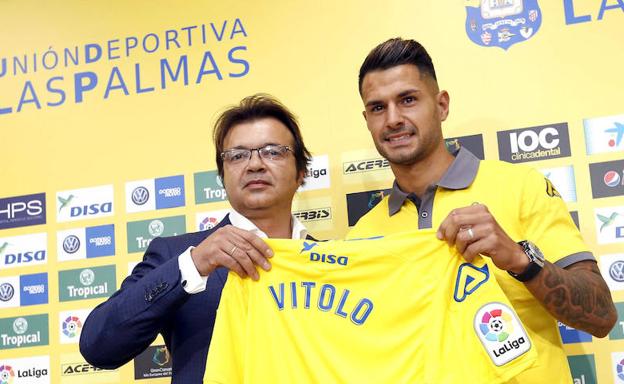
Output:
[465, 0, 542, 50]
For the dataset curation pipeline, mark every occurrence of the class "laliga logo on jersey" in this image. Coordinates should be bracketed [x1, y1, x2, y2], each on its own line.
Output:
[62, 316, 82, 338]
[62, 235, 81, 254]
[474, 303, 531, 366]
[131, 187, 150, 205]
[465, 0, 542, 50]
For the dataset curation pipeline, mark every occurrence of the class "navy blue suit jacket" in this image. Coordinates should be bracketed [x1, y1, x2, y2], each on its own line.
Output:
[80, 216, 233, 383]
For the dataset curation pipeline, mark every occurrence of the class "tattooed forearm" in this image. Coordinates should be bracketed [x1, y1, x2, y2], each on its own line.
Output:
[525, 260, 616, 337]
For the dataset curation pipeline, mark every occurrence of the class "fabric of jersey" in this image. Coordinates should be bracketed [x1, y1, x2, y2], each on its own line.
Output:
[347, 155, 590, 384]
[204, 230, 537, 384]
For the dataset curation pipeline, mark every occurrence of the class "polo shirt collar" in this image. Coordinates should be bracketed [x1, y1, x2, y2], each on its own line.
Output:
[388, 147, 480, 216]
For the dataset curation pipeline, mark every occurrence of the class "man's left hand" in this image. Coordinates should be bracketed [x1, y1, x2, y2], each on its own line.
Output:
[437, 203, 528, 274]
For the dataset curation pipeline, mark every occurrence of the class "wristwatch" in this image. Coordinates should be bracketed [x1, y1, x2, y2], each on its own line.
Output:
[507, 240, 545, 282]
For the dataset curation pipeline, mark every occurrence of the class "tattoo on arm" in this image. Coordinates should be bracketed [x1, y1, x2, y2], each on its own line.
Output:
[525, 260, 616, 337]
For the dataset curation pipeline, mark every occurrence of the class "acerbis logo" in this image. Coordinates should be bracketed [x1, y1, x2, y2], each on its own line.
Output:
[497, 123, 571, 163]
[474, 303, 531, 366]
[605, 171, 622, 187]
[62, 363, 104, 376]
[610, 261, 624, 282]
[131, 187, 150, 206]
[343, 158, 389, 174]
[293, 208, 331, 222]
[148, 220, 164, 237]
[0, 365, 14, 384]
[62, 235, 80, 254]
[79, 269, 95, 286]
[12, 318, 27, 335]
[152, 346, 170, 366]
[0, 284, 14, 302]
[62, 316, 82, 338]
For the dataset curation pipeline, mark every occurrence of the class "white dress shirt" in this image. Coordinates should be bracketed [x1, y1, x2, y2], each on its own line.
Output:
[178, 209, 308, 294]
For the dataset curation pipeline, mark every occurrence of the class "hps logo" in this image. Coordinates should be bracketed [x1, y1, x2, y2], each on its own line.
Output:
[56, 185, 114, 222]
[58, 265, 116, 302]
[0, 193, 46, 230]
[498, 123, 571, 163]
[474, 303, 531, 366]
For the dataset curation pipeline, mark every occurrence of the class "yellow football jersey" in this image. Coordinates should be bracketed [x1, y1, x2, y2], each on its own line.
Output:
[347, 160, 589, 383]
[204, 230, 537, 384]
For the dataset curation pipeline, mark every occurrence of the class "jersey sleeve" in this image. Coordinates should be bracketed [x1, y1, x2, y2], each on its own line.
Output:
[204, 271, 248, 384]
[519, 168, 593, 267]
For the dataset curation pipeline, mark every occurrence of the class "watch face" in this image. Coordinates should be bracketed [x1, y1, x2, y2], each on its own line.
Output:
[526, 241, 545, 266]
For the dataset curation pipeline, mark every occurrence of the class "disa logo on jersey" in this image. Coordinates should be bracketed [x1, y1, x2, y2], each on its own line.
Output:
[299, 241, 348, 266]
[0, 193, 46, 230]
[474, 303, 531, 366]
[465, 0, 542, 50]
[56, 185, 114, 222]
[497, 123, 571, 163]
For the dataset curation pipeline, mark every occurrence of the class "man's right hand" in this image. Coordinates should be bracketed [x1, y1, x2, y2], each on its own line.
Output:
[190, 225, 273, 280]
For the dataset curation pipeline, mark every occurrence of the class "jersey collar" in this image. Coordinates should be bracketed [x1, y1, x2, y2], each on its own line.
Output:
[388, 147, 481, 216]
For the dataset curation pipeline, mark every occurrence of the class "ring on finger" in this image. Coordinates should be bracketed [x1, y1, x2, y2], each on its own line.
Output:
[467, 227, 475, 240]
[229, 245, 238, 255]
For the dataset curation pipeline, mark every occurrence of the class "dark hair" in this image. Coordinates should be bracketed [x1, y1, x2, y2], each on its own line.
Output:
[213, 94, 312, 182]
[358, 38, 437, 94]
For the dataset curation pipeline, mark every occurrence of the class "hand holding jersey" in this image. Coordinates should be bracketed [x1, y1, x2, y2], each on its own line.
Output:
[205, 231, 537, 384]
[436, 203, 530, 275]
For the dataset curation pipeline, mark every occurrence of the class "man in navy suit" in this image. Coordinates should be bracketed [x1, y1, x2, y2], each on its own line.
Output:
[80, 94, 315, 383]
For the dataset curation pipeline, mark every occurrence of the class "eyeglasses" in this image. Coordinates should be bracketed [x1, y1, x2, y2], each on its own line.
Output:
[220, 144, 293, 164]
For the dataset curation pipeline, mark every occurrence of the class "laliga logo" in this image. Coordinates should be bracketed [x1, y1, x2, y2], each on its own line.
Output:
[617, 357, 624, 381]
[0, 365, 15, 384]
[131, 187, 150, 205]
[63, 235, 81, 254]
[62, 316, 82, 338]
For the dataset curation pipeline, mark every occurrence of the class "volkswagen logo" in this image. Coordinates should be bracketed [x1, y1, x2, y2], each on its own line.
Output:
[80, 269, 95, 286]
[132, 186, 150, 205]
[0, 283, 14, 302]
[148, 220, 165, 237]
[63, 235, 81, 254]
[609, 260, 624, 282]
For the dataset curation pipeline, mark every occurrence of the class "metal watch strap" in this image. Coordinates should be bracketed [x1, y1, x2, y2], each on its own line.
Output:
[508, 241, 544, 282]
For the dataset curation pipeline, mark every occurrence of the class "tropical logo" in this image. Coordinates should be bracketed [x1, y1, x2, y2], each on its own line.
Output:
[465, 0, 542, 50]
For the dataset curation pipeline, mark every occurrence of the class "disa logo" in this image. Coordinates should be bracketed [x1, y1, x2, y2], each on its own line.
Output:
[300, 242, 348, 266]
[56, 185, 114, 222]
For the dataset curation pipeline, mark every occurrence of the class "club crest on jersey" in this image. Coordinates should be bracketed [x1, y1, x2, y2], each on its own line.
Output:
[454, 262, 489, 302]
[474, 302, 532, 366]
[465, 0, 542, 50]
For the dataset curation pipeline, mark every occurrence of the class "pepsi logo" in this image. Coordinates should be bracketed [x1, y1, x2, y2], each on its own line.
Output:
[604, 171, 622, 188]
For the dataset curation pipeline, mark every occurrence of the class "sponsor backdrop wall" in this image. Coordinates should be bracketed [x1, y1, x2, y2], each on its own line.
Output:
[0, 0, 623, 382]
